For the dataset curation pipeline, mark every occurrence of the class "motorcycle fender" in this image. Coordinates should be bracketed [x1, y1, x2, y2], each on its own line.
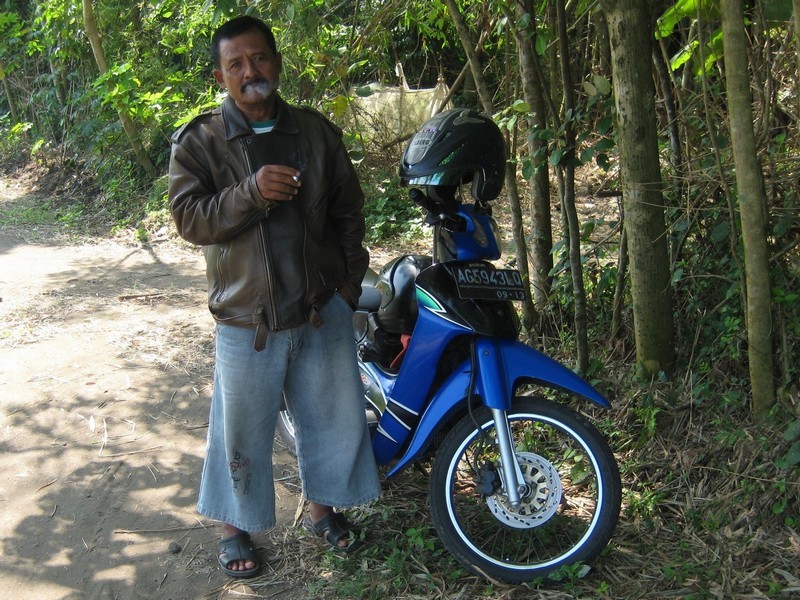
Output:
[385, 340, 610, 478]
[489, 339, 609, 409]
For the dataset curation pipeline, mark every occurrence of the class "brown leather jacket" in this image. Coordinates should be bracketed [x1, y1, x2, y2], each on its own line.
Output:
[168, 95, 368, 349]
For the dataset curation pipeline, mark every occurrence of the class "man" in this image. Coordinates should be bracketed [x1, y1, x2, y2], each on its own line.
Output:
[168, 15, 381, 578]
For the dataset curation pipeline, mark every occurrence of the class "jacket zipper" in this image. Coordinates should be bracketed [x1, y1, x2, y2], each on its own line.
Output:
[242, 137, 279, 329]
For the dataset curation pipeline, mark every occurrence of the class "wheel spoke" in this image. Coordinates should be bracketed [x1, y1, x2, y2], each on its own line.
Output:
[430, 398, 620, 582]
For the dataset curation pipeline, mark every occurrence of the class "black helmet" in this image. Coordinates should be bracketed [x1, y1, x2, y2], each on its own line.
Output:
[400, 108, 506, 201]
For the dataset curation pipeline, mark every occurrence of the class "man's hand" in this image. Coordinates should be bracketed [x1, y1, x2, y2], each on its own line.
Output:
[255, 165, 301, 202]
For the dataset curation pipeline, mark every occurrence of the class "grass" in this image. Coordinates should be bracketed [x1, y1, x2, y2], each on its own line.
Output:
[0, 203, 56, 226]
[219, 384, 799, 600]
[218, 377, 800, 600]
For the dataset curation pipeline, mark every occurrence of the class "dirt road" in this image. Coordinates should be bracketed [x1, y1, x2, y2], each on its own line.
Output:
[0, 175, 301, 599]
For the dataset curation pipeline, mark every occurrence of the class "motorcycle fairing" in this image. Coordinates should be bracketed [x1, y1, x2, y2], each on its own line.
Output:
[439, 205, 502, 261]
[359, 361, 394, 415]
[385, 337, 611, 477]
[371, 304, 469, 464]
[415, 263, 520, 338]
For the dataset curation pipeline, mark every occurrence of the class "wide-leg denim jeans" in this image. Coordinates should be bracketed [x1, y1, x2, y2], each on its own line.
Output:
[197, 293, 381, 532]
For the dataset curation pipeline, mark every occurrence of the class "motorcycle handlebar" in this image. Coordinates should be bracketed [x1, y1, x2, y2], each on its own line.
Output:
[408, 188, 466, 232]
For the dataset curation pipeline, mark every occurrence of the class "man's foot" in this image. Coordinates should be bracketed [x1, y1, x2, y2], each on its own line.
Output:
[218, 524, 260, 577]
[305, 502, 364, 553]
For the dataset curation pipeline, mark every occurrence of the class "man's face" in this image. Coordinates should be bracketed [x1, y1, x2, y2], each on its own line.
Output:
[214, 29, 282, 114]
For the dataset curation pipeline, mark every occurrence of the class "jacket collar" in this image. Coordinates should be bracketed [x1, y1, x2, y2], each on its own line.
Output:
[221, 94, 299, 141]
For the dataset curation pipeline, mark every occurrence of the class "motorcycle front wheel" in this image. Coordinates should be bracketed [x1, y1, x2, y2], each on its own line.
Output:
[429, 396, 621, 584]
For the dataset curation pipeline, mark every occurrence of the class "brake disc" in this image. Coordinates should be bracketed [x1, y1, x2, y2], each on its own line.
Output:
[486, 452, 563, 529]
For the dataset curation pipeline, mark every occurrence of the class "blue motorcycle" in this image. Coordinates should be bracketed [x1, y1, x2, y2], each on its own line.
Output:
[280, 109, 621, 583]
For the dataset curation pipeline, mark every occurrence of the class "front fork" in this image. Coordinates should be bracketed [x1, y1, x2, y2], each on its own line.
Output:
[475, 339, 527, 507]
[490, 407, 527, 507]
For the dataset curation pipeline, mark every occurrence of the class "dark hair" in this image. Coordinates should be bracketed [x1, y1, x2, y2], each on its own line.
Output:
[211, 16, 278, 67]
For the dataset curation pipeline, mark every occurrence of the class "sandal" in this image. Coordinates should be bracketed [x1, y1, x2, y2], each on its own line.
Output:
[217, 532, 261, 578]
[304, 512, 365, 554]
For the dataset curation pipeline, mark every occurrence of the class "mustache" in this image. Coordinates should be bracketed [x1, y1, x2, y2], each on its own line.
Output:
[241, 78, 272, 93]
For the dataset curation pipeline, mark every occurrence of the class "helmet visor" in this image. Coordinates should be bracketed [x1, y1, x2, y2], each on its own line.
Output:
[401, 166, 467, 187]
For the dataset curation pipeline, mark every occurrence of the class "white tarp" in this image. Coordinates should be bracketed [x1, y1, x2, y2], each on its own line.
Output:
[348, 64, 451, 143]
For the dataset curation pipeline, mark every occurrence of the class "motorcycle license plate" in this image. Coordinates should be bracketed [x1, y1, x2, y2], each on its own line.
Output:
[453, 263, 529, 301]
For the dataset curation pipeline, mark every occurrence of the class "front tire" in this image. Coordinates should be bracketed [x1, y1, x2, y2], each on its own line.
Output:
[429, 396, 621, 584]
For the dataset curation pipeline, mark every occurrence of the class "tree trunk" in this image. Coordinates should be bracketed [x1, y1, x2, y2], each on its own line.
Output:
[513, 0, 554, 310]
[600, 0, 675, 378]
[721, 0, 775, 421]
[794, 1, 800, 110]
[504, 159, 538, 332]
[652, 45, 685, 265]
[443, 0, 494, 111]
[595, 9, 612, 76]
[611, 224, 629, 342]
[82, 0, 155, 177]
[0, 67, 18, 124]
[444, 0, 537, 330]
[556, 0, 589, 374]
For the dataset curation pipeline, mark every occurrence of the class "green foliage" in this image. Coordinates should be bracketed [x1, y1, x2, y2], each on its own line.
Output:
[1, 0, 476, 230]
[0, 200, 53, 227]
[777, 418, 800, 469]
[360, 170, 424, 245]
[656, 0, 721, 40]
[0, 117, 32, 163]
[498, 72, 615, 182]
[545, 562, 592, 591]
[625, 485, 665, 525]
[0, 0, 798, 427]
[661, 561, 713, 586]
[656, 0, 794, 76]
[0, 10, 26, 78]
